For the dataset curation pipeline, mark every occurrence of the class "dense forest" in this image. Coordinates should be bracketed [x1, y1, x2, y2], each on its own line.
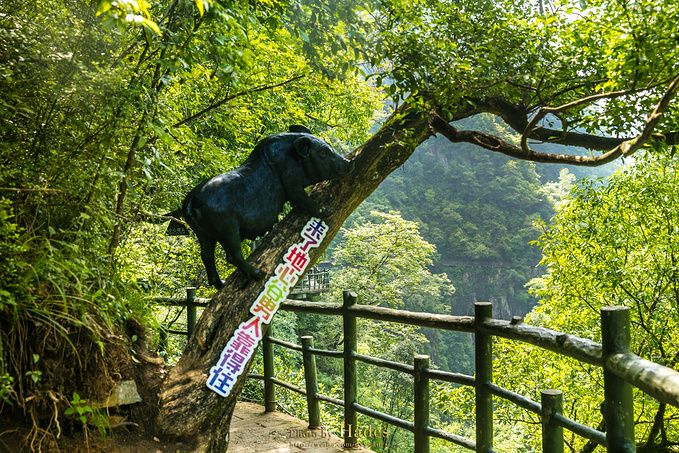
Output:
[358, 115, 620, 319]
[2, 0, 679, 451]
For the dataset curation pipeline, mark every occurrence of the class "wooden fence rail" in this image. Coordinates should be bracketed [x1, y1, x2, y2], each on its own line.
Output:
[154, 287, 209, 343]
[155, 289, 679, 452]
[153, 267, 330, 341]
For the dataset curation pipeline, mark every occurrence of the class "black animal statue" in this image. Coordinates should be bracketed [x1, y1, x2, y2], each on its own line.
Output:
[175, 126, 354, 288]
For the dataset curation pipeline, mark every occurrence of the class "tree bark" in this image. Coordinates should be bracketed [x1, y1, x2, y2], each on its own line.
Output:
[154, 103, 435, 450]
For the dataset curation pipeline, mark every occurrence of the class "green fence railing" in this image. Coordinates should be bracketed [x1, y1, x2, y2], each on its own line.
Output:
[155, 289, 679, 452]
[255, 291, 679, 453]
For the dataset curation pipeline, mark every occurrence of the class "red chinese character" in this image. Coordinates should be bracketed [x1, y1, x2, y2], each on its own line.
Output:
[285, 247, 309, 272]
[241, 316, 262, 340]
[252, 294, 277, 321]
[231, 329, 257, 353]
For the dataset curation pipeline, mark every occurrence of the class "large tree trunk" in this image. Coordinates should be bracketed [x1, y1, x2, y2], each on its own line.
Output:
[154, 104, 435, 451]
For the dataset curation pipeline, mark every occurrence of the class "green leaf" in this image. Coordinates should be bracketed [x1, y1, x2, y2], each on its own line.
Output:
[96, 0, 112, 16]
[195, 0, 204, 16]
[142, 18, 161, 35]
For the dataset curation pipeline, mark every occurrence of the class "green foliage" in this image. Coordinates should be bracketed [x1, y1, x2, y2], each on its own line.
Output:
[0, 198, 26, 311]
[0, 372, 14, 406]
[367, 0, 679, 138]
[0, 0, 382, 426]
[64, 392, 93, 425]
[0, 334, 15, 407]
[25, 354, 42, 384]
[64, 392, 111, 441]
[0, 0, 150, 331]
[495, 151, 679, 450]
[361, 115, 564, 317]
[331, 210, 454, 308]
[534, 152, 679, 356]
[96, 0, 163, 34]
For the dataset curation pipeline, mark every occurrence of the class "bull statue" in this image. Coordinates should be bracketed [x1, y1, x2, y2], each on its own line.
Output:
[174, 125, 354, 288]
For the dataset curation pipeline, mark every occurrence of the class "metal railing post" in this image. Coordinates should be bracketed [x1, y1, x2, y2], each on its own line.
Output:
[414, 355, 431, 453]
[302, 336, 321, 428]
[475, 302, 493, 453]
[263, 326, 276, 412]
[541, 389, 564, 453]
[186, 286, 197, 339]
[601, 306, 635, 452]
[343, 290, 358, 449]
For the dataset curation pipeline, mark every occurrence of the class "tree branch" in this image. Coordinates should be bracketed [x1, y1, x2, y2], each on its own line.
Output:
[645, 403, 667, 448]
[431, 114, 626, 166]
[434, 74, 679, 166]
[0, 187, 63, 193]
[465, 95, 627, 151]
[171, 75, 307, 128]
[137, 212, 189, 228]
[520, 83, 670, 155]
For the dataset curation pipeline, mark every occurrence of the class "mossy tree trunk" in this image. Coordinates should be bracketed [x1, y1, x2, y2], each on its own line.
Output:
[154, 103, 435, 451]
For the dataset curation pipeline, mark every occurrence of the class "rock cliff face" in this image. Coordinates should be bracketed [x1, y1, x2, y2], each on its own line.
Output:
[441, 263, 545, 319]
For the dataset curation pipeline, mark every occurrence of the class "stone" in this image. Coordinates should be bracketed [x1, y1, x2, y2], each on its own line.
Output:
[103, 379, 142, 407]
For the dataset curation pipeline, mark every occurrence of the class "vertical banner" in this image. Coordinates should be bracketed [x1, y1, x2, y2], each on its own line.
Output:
[207, 218, 328, 397]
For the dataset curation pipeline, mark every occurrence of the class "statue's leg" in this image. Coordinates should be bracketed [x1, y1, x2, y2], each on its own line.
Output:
[218, 234, 266, 281]
[196, 235, 222, 289]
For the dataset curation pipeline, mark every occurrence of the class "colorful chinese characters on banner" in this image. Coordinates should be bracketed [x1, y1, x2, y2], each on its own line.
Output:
[207, 218, 329, 397]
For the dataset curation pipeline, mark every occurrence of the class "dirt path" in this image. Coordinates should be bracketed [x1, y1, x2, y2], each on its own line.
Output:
[0, 401, 377, 452]
[228, 402, 375, 452]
